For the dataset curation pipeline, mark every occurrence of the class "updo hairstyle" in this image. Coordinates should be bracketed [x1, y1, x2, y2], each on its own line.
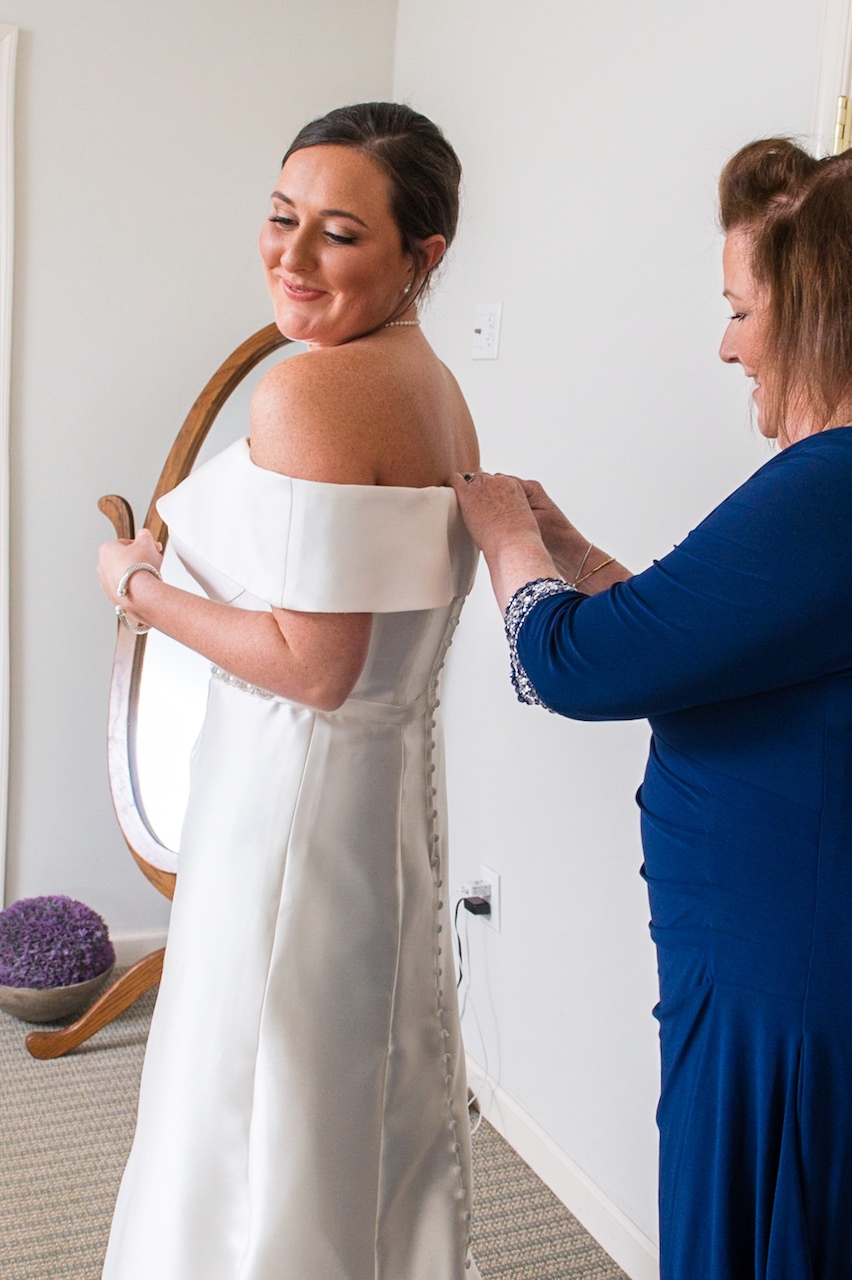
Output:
[719, 138, 852, 436]
[283, 102, 462, 301]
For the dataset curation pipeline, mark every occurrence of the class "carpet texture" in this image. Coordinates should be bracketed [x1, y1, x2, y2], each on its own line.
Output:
[469, 1120, 629, 1279]
[0, 983, 627, 1279]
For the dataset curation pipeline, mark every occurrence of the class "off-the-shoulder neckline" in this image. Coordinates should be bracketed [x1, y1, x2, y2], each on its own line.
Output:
[236, 437, 453, 496]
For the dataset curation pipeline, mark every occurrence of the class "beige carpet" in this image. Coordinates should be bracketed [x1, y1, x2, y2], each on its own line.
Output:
[0, 983, 627, 1280]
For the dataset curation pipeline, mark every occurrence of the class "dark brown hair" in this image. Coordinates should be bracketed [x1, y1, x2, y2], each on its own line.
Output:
[283, 102, 462, 301]
[719, 138, 852, 436]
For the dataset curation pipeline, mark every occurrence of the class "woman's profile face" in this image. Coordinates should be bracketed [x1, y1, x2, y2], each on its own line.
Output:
[719, 228, 777, 438]
[258, 144, 416, 348]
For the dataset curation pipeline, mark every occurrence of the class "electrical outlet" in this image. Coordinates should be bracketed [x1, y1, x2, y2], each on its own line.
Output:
[480, 863, 501, 932]
[460, 879, 491, 899]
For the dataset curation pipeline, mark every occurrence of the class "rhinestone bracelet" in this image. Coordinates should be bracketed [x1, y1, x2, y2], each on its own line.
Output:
[115, 561, 162, 634]
[504, 577, 579, 707]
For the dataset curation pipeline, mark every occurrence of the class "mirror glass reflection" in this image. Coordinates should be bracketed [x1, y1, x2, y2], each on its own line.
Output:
[135, 341, 306, 851]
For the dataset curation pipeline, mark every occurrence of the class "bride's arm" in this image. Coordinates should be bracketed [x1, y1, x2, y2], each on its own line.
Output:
[97, 354, 379, 712]
[97, 531, 370, 712]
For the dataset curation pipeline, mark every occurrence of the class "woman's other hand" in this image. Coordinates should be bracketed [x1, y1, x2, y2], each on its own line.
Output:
[97, 530, 164, 608]
[516, 479, 586, 578]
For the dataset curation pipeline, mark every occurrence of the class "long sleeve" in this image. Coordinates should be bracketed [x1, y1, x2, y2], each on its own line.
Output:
[514, 429, 852, 721]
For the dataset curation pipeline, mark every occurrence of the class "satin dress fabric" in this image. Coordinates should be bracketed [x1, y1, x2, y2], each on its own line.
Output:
[102, 439, 481, 1280]
[512, 428, 852, 1280]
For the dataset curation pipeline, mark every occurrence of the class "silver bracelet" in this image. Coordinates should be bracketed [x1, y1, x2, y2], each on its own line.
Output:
[114, 562, 162, 635]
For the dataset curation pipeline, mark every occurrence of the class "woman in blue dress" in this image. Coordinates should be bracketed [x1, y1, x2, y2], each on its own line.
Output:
[452, 138, 852, 1280]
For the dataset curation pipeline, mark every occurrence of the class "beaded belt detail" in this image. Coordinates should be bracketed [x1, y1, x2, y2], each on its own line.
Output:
[210, 665, 275, 700]
[210, 666, 439, 724]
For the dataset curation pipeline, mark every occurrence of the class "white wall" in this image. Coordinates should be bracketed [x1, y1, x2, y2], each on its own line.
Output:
[394, 0, 821, 1264]
[3, 0, 397, 930]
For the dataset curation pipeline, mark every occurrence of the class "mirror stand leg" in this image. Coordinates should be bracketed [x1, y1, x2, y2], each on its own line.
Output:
[24, 947, 165, 1060]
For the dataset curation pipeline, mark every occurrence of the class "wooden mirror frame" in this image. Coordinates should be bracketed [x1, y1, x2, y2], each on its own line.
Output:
[27, 323, 291, 1058]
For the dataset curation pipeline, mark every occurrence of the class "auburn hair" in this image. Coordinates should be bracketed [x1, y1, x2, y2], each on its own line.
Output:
[719, 138, 852, 436]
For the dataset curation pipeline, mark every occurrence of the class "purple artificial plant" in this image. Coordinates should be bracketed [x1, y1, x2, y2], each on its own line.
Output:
[0, 896, 115, 989]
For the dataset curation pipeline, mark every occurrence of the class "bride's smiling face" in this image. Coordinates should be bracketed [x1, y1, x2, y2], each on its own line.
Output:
[259, 144, 417, 348]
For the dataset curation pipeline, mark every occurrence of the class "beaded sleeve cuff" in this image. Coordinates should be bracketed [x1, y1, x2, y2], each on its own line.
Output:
[504, 577, 579, 707]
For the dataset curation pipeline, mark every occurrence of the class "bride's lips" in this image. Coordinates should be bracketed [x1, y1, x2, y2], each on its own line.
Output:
[277, 275, 327, 303]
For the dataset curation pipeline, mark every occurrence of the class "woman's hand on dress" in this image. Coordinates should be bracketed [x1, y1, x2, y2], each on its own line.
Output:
[97, 530, 164, 608]
[450, 472, 560, 613]
[451, 472, 542, 560]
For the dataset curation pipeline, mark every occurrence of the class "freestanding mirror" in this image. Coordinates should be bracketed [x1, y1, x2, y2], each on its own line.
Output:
[27, 323, 294, 1058]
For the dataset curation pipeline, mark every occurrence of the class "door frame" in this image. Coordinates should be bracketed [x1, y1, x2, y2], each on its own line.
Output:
[0, 24, 16, 902]
[813, 0, 852, 152]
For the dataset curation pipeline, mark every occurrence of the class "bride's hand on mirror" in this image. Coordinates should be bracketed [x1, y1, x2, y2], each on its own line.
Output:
[97, 530, 164, 608]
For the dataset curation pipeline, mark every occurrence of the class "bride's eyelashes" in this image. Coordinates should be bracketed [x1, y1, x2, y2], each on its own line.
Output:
[267, 215, 358, 246]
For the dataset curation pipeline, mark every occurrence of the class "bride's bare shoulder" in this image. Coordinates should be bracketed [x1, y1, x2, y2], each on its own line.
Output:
[249, 344, 389, 484]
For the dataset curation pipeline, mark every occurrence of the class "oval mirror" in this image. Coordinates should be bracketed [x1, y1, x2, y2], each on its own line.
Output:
[103, 324, 303, 895]
[135, 335, 307, 854]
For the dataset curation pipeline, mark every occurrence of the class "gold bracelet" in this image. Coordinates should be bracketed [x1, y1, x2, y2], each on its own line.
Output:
[575, 555, 616, 587]
[572, 540, 593, 582]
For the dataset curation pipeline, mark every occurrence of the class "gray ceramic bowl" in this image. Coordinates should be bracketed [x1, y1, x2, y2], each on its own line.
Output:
[0, 963, 115, 1023]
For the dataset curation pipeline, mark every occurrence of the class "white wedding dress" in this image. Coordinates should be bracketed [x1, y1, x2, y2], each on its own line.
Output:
[102, 438, 481, 1280]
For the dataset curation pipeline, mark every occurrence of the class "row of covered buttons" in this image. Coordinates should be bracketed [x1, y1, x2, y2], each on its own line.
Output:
[424, 600, 473, 1268]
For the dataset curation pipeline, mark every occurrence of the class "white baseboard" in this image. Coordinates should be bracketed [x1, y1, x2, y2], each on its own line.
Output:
[467, 1055, 659, 1280]
[112, 930, 168, 968]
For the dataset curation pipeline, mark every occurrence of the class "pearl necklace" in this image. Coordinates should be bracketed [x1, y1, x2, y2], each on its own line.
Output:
[383, 319, 421, 328]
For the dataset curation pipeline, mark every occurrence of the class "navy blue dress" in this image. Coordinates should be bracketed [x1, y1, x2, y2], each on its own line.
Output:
[511, 429, 852, 1280]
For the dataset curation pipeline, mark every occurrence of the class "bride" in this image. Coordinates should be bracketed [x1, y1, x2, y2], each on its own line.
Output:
[97, 102, 481, 1280]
